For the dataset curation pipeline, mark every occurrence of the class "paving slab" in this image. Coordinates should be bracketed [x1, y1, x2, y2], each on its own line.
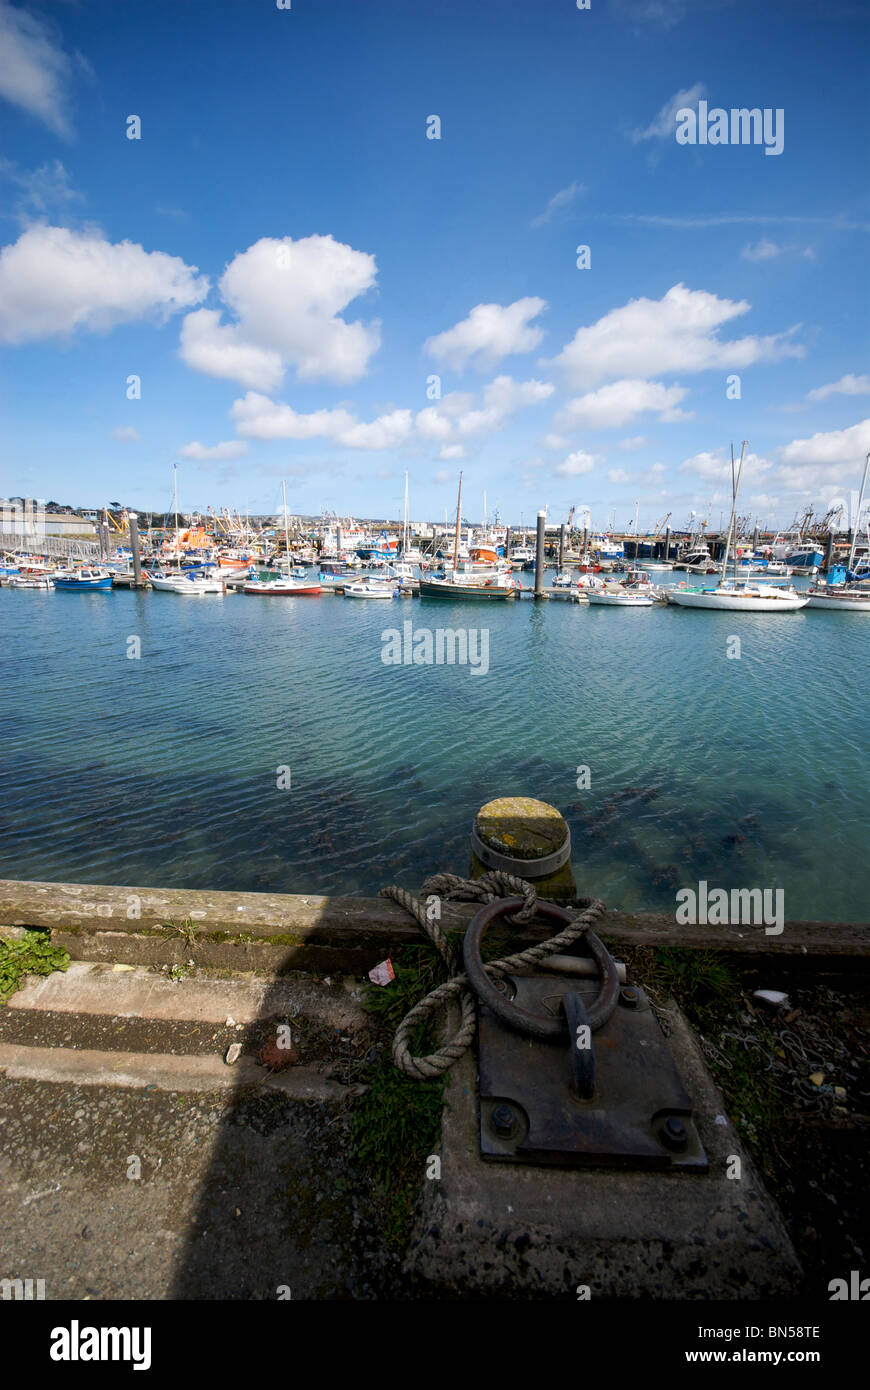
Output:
[9, 962, 367, 1030]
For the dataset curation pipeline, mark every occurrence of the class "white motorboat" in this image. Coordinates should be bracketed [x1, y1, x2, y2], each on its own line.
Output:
[149, 571, 225, 594]
[343, 579, 396, 598]
[9, 574, 53, 590]
[586, 587, 654, 607]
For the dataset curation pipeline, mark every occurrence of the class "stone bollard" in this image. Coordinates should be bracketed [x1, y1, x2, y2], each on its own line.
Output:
[470, 796, 576, 903]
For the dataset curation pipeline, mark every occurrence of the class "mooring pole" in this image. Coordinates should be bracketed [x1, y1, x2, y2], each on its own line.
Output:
[664, 525, 671, 563]
[559, 523, 566, 573]
[128, 512, 143, 587]
[534, 510, 546, 598]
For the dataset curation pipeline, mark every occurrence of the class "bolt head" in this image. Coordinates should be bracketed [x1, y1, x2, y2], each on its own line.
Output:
[659, 1116, 688, 1151]
[491, 1104, 516, 1137]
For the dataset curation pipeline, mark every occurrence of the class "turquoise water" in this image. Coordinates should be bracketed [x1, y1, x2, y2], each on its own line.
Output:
[1, 581, 868, 920]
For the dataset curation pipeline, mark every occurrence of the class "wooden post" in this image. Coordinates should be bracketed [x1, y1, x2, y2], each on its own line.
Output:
[534, 511, 546, 598]
[559, 523, 566, 572]
[664, 526, 671, 562]
[128, 512, 144, 587]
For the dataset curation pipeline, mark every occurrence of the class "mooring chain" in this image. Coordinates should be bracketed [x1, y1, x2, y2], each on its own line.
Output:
[378, 871, 606, 1079]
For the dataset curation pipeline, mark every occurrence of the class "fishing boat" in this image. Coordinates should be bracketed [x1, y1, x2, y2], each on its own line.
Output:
[552, 572, 573, 589]
[667, 444, 810, 613]
[420, 475, 517, 601]
[53, 567, 113, 592]
[673, 542, 716, 573]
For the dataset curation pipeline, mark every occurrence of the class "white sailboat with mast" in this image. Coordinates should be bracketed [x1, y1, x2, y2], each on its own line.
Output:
[667, 442, 809, 611]
[806, 450, 870, 610]
[243, 480, 322, 595]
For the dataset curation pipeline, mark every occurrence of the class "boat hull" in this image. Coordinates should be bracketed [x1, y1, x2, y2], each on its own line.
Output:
[242, 582, 321, 595]
[586, 591, 654, 606]
[806, 590, 870, 611]
[53, 577, 112, 591]
[667, 587, 808, 612]
[419, 579, 516, 600]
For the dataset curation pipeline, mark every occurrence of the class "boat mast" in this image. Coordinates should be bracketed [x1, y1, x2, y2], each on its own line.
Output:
[282, 479, 290, 572]
[847, 450, 870, 572]
[174, 462, 179, 571]
[452, 472, 463, 574]
[719, 441, 747, 584]
[403, 471, 409, 558]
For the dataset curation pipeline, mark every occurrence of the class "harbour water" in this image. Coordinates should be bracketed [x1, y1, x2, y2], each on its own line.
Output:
[2, 582, 868, 921]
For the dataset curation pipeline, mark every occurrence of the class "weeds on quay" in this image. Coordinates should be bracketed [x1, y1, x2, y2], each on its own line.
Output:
[0, 929, 69, 1003]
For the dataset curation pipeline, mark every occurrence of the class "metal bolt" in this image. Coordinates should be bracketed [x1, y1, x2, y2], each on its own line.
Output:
[491, 1104, 517, 1138]
[619, 986, 639, 1008]
[659, 1116, 688, 1150]
[493, 978, 508, 996]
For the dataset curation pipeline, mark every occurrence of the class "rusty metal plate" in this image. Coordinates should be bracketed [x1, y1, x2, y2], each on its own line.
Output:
[477, 976, 708, 1171]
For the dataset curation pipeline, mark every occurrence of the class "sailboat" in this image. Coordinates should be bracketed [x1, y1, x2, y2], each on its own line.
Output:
[243, 481, 322, 595]
[419, 474, 517, 600]
[148, 465, 225, 592]
[806, 451, 870, 611]
[667, 443, 810, 612]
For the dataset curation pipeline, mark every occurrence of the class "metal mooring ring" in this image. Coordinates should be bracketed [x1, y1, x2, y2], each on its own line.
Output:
[463, 897, 621, 1040]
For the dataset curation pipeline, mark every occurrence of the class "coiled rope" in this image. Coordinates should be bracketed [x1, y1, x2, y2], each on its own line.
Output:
[379, 871, 606, 1079]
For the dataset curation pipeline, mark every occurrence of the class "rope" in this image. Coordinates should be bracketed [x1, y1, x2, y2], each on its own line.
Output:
[379, 871, 606, 1079]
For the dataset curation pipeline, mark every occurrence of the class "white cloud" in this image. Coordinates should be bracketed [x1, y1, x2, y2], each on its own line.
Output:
[543, 433, 569, 450]
[338, 409, 413, 451]
[741, 239, 815, 262]
[180, 310, 284, 393]
[619, 435, 651, 451]
[631, 83, 705, 143]
[0, 1, 73, 136]
[413, 376, 553, 446]
[0, 157, 81, 222]
[482, 374, 554, 412]
[231, 393, 356, 441]
[779, 419, 870, 468]
[0, 224, 208, 343]
[555, 449, 598, 477]
[608, 468, 629, 483]
[439, 444, 465, 460]
[112, 426, 140, 443]
[424, 297, 547, 371]
[433, 469, 451, 484]
[180, 234, 380, 391]
[178, 440, 249, 461]
[679, 449, 771, 481]
[415, 406, 453, 440]
[807, 374, 870, 403]
[531, 182, 586, 228]
[556, 379, 689, 430]
[544, 284, 802, 390]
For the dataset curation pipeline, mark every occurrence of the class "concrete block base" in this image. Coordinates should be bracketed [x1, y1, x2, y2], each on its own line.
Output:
[405, 1005, 802, 1298]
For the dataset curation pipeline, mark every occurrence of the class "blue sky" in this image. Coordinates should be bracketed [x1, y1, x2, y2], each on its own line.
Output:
[0, 0, 868, 530]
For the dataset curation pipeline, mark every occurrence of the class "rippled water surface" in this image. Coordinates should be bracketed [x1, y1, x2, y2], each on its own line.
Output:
[1, 582, 868, 920]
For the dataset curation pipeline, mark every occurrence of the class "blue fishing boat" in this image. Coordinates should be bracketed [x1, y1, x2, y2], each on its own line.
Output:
[53, 567, 113, 592]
